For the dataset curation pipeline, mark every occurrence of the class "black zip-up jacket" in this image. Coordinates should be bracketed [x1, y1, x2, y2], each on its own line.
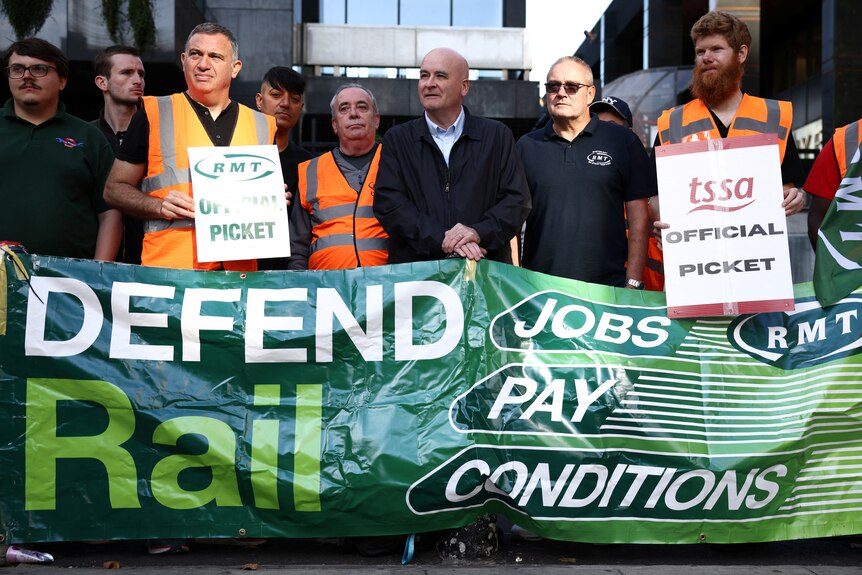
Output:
[373, 108, 531, 264]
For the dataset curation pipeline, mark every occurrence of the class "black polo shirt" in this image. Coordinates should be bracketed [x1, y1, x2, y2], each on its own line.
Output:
[516, 114, 657, 287]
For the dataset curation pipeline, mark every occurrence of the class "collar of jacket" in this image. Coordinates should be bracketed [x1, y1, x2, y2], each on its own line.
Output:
[411, 106, 481, 143]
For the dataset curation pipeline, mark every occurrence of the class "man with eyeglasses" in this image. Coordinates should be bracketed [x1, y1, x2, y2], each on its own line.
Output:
[374, 47, 530, 264]
[517, 56, 655, 288]
[0, 38, 121, 261]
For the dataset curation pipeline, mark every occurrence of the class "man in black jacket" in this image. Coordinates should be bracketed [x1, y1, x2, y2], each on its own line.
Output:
[373, 47, 530, 264]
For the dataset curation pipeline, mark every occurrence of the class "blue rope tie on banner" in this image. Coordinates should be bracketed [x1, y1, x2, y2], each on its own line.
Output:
[400, 533, 416, 565]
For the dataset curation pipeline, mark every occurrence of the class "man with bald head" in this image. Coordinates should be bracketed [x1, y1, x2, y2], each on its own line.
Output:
[374, 47, 530, 264]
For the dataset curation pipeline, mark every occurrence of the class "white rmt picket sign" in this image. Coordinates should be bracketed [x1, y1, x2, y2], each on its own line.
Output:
[188, 144, 289, 263]
[655, 134, 795, 318]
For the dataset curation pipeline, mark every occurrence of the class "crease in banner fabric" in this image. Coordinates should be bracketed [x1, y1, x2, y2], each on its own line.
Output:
[2, 252, 862, 544]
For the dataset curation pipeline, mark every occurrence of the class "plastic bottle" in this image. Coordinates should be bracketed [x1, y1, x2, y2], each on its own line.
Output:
[5, 545, 54, 564]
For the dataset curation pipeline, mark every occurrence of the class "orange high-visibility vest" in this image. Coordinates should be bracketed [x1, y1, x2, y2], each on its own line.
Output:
[833, 119, 862, 179]
[657, 94, 793, 162]
[643, 238, 664, 291]
[140, 94, 277, 270]
[298, 148, 388, 269]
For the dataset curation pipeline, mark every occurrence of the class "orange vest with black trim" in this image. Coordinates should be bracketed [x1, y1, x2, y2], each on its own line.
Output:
[643, 238, 664, 291]
[657, 94, 793, 162]
[833, 119, 862, 179]
[140, 94, 277, 270]
[298, 148, 388, 270]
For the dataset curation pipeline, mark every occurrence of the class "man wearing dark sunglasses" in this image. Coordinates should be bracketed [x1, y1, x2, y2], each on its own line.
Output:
[517, 56, 656, 289]
[0, 38, 121, 261]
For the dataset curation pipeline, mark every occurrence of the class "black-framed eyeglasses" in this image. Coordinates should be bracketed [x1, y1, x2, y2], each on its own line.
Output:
[6, 64, 56, 79]
[544, 82, 592, 95]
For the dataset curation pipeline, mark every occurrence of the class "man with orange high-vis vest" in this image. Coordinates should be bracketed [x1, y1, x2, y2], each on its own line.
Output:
[104, 23, 277, 271]
[287, 83, 388, 270]
[653, 11, 805, 223]
[805, 118, 862, 248]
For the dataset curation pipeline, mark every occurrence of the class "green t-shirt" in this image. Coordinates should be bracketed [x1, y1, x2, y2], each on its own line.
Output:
[0, 99, 114, 259]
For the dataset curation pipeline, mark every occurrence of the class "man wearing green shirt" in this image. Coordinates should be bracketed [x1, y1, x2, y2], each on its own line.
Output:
[0, 38, 120, 260]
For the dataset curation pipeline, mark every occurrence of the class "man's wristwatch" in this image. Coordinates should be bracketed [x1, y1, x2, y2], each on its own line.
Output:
[626, 278, 645, 290]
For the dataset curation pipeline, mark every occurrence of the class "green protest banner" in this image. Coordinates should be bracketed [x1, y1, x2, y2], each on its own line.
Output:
[1, 252, 862, 544]
[814, 140, 862, 306]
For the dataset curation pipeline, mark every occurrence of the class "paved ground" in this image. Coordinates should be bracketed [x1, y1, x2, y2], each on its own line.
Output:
[1, 535, 860, 573]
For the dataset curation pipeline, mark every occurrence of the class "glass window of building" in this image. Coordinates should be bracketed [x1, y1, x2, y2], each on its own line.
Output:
[321, 0, 346, 23]
[452, 0, 502, 27]
[399, 0, 450, 25]
[347, 0, 397, 25]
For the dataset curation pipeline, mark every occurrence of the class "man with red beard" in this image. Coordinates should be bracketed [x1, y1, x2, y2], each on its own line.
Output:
[655, 10, 804, 217]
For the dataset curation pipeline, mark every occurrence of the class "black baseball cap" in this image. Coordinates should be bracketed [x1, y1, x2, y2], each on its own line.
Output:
[590, 96, 633, 127]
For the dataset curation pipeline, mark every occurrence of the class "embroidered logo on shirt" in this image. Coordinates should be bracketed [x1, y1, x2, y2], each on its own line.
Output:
[56, 137, 85, 148]
[587, 150, 612, 166]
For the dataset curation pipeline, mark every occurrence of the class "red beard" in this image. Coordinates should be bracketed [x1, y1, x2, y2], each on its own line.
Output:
[691, 56, 744, 108]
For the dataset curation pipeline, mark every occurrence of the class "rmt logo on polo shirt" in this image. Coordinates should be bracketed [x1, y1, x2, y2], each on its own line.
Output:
[587, 150, 612, 166]
[56, 137, 85, 148]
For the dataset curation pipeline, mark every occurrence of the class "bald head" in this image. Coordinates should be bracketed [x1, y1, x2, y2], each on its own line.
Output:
[422, 48, 468, 80]
[418, 47, 470, 129]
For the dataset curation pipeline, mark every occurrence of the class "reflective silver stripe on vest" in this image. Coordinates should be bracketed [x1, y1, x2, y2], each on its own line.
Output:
[252, 110, 271, 144]
[660, 106, 715, 144]
[304, 156, 320, 207]
[140, 168, 191, 193]
[312, 204, 376, 227]
[732, 99, 788, 140]
[844, 120, 860, 172]
[310, 235, 388, 255]
[143, 218, 195, 233]
[140, 96, 192, 193]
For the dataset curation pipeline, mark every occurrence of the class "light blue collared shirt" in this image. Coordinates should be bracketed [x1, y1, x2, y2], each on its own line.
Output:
[425, 107, 465, 166]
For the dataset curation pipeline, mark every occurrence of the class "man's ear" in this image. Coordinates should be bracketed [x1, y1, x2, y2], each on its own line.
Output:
[94, 75, 108, 92]
[737, 44, 749, 64]
[231, 58, 242, 79]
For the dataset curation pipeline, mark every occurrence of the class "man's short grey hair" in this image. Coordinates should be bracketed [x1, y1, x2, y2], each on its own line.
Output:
[549, 55, 594, 86]
[185, 22, 239, 61]
[329, 82, 379, 118]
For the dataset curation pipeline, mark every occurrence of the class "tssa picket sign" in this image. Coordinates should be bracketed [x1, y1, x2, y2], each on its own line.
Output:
[655, 135, 794, 318]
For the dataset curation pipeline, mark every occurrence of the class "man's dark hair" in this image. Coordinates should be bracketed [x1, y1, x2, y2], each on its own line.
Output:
[93, 45, 140, 78]
[690, 11, 752, 53]
[4, 37, 69, 79]
[186, 22, 239, 61]
[261, 66, 305, 96]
